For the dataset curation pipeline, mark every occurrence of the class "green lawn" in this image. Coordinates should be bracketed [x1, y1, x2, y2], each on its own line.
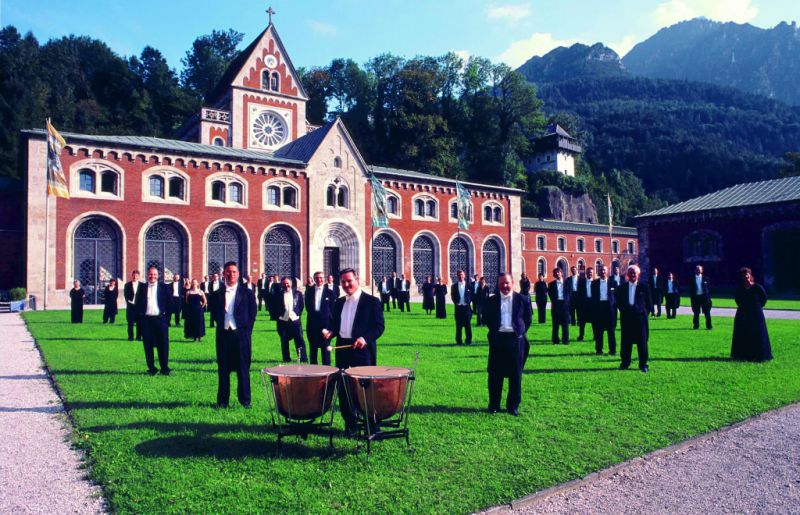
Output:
[23, 305, 800, 514]
[710, 296, 800, 311]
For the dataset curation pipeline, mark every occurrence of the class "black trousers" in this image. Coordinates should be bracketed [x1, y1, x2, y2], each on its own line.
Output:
[475, 302, 484, 326]
[277, 319, 308, 362]
[141, 315, 169, 373]
[126, 306, 141, 340]
[651, 295, 663, 317]
[334, 339, 372, 430]
[577, 301, 593, 339]
[551, 302, 570, 344]
[536, 299, 547, 323]
[620, 315, 649, 369]
[454, 305, 473, 344]
[306, 321, 331, 366]
[398, 291, 410, 312]
[592, 301, 617, 354]
[488, 333, 523, 412]
[169, 296, 182, 326]
[568, 294, 579, 325]
[665, 293, 679, 318]
[391, 292, 397, 309]
[691, 295, 712, 328]
[380, 293, 391, 312]
[216, 327, 252, 406]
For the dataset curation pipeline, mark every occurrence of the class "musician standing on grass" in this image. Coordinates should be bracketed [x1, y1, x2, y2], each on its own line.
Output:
[276, 277, 308, 363]
[306, 271, 335, 365]
[124, 270, 142, 341]
[322, 268, 384, 434]
[135, 267, 170, 376]
[616, 264, 653, 373]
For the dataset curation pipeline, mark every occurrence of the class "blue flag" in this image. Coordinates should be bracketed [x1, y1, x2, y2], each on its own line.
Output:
[456, 181, 471, 230]
[369, 173, 389, 228]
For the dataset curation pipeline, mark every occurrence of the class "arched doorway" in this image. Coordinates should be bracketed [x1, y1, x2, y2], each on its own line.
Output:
[207, 223, 245, 277]
[264, 226, 299, 281]
[449, 236, 472, 283]
[144, 221, 186, 282]
[317, 222, 359, 281]
[371, 233, 398, 282]
[482, 238, 502, 293]
[73, 217, 121, 305]
[412, 235, 436, 288]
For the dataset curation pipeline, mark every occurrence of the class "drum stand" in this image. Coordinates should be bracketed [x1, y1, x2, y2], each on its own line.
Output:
[260, 370, 339, 448]
[347, 353, 419, 455]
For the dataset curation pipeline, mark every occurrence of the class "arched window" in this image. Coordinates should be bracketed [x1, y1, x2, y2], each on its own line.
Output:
[482, 238, 503, 293]
[144, 221, 186, 282]
[261, 69, 270, 91]
[577, 259, 586, 274]
[536, 235, 546, 251]
[450, 199, 473, 223]
[627, 241, 636, 254]
[449, 237, 472, 282]
[73, 217, 121, 305]
[413, 195, 438, 220]
[211, 180, 226, 202]
[415, 199, 425, 216]
[212, 137, 225, 147]
[229, 182, 243, 204]
[168, 177, 184, 200]
[267, 185, 281, 206]
[333, 156, 342, 168]
[493, 206, 502, 223]
[577, 238, 585, 253]
[594, 239, 603, 253]
[270, 71, 280, 91]
[327, 184, 336, 207]
[79, 170, 95, 192]
[100, 171, 117, 195]
[537, 257, 546, 277]
[372, 233, 398, 282]
[557, 237, 566, 252]
[387, 195, 399, 216]
[451, 202, 459, 219]
[595, 259, 604, 274]
[483, 202, 503, 224]
[149, 176, 165, 198]
[264, 226, 299, 280]
[337, 186, 348, 208]
[326, 178, 349, 209]
[483, 205, 492, 221]
[283, 186, 296, 208]
[426, 199, 436, 217]
[556, 258, 569, 276]
[207, 223, 245, 277]
[612, 240, 620, 254]
[412, 235, 436, 285]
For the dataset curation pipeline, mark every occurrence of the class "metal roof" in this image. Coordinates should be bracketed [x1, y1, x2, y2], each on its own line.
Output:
[274, 121, 335, 162]
[637, 175, 800, 218]
[371, 166, 525, 194]
[521, 217, 638, 237]
[22, 129, 306, 166]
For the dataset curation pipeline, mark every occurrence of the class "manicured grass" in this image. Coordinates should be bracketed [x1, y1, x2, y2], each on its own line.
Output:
[709, 296, 800, 311]
[23, 305, 800, 513]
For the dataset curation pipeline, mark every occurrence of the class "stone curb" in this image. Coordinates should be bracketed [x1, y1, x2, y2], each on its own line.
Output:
[480, 401, 800, 513]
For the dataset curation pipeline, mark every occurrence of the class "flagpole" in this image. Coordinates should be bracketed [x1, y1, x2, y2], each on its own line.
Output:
[43, 118, 50, 311]
[370, 220, 375, 296]
[607, 193, 613, 272]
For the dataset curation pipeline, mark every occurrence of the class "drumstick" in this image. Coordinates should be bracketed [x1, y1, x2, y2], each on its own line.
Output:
[326, 344, 353, 352]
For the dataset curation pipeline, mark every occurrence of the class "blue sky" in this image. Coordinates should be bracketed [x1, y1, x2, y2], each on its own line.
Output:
[3, 1, 797, 70]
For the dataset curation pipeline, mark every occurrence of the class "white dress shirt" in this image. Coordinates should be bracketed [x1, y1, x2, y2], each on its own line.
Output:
[556, 280, 564, 300]
[280, 291, 299, 321]
[667, 280, 674, 294]
[599, 279, 608, 301]
[224, 284, 238, 330]
[585, 280, 592, 299]
[172, 282, 180, 297]
[629, 282, 637, 306]
[204, 281, 210, 293]
[695, 275, 703, 294]
[128, 281, 139, 304]
[146, 282, 160, 316]
[458, 282, 467, 305]
[381, 281, 389, 294]
[401, 281, 407, 292]
[314, 286, 324, 311]
[499, 293, 514, 332]
[571, 276, 578, 291]
[340, 289, 362, 339]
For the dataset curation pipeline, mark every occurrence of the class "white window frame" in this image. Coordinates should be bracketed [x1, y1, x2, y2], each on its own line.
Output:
[627, 240, 636, 254]
[557, 235, 567, 252]
[536, 234, 546, 251]
[142, 167, 190, 205]
[205, 172, 247, 209]
[325, 177, 350, 210]
[481, 200, 504, 226]
[411, 193, 439, 222]
[385, 190, 402, 219]
[594, 239, 603, 253]
[576, 237, 586, 253]
[262, 179, 300, 212]
[69, 159, 125, 201]
[447, 197, 473, 224]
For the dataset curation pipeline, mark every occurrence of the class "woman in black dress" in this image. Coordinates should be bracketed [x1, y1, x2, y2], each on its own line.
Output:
[434, 277, 448, 319]
[102, 279, 119, 323]
[69, 280, 84, 324]
[184, 279, 207, 342]
[731, 267, 772, 362]
[422, 276, 435, 315]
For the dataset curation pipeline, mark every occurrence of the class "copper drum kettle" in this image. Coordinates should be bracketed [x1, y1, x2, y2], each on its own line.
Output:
[263, 364, 339, 420]
[345, 366, 411, 423]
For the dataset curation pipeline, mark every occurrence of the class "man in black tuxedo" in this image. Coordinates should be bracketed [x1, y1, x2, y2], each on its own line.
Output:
[519, 272, 531, 299]
[474, 277, 489, 326]
[135, 266, 171, 375]
[690, 265, 712, 330]
[616, 265, 653, 372]
[211, 261, 257, 408]
[610, 265, 624, 289]
[268, 274, 281, 321]
[591, 265, 617, 355]
[650, 267, 664, 318]
[322, 268, 384, 432]
[305, 271, 335, 365]
[207, 272, 221, 328]
[567, 266, 580, 326]
[326, 274, 340, 298]
[275, 276, 308, 363]
[168, 273, 183, 327]
[450, 269, 473, 345]
[576, 267, 595, 341]
[484, 273, 532, 416]
[397, 274, 411, 312]
[257, 272, 268, 311]
[534, 273, 548, 324]
[548, 268, 570, 345]
[470, 274, 481, 313]
[124, 270, 142, 341]
[389, 271, 399, 309]
[664, 272, 681, 319]
[378, 276, 392, 312]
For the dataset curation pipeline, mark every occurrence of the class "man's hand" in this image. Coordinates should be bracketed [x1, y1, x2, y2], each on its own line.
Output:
[322, 329, 332, 340]
[354, 337, 367, 350]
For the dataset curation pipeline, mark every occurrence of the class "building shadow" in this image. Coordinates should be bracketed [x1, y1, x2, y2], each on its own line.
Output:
[134, 434, 346, 460]
[411, 404, 485, 415]
[0, 405, 62, 414]
[66, 400, 195, 410]
[0, 374, 49, 380]
[649, 357, 730, 363]
[522, 367, 619, 375]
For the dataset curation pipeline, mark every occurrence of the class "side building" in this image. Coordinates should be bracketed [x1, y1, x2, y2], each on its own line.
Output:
[636, 175, 800, 293]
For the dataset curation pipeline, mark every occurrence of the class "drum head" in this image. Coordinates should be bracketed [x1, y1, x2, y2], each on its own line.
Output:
[345, 366, 411, 379]
[264, 364, 339, 376]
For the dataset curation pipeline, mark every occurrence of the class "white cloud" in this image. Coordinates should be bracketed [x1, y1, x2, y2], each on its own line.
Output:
[305, 19, 337, 37]
[486, 3, 533, 24]
[497, 33, 578, 67]
[608, 34, 637, 57]
[653, 0, 759, 27]
[453, 50, 472, 65]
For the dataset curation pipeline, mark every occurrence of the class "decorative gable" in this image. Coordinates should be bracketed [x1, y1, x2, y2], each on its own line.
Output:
[232, 25, 307, 100]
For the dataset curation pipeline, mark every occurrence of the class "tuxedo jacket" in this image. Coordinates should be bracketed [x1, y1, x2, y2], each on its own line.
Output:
[390, 277, 400, 296]
[134, 282, 170, 317]
[450, 282, 473, 306]
[483, 292, 532, 340]
[519, 278, 531, 296]
[396, 279, 411, 294]
[534, 280, 548, 302]
[123, 281, 142, 305]
[690, 275, 711, 300]
[547, 280, 571, 308]
[305, 286, 335, 328]
[615, 282, 653, 319]
[275, 289, 304, 321]
[577, 277, 593, 304]
[590, 279, 617, 315]
[211, 284, 257, 332]
[330, 292, 384, 366]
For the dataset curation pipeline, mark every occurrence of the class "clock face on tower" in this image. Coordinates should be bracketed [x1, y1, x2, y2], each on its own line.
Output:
[251, 111, 287, 148]
[264, 54, 278, 69]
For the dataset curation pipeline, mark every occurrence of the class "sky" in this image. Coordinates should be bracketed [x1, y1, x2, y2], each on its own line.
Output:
[2, 0, 798, 71]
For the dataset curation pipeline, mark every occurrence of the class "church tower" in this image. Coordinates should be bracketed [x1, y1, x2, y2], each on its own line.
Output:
[181, 8, 309, 151]
[525, 124, 582, 177]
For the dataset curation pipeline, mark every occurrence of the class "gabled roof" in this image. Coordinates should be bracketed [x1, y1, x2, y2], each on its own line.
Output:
[636, 175, 800, 218]
[273, 121, 335, 162]
[206, 23, 308, 105]
[371, 166, 525, 194]
[521, 217, 638, 237]
[21, 129, 305, 167]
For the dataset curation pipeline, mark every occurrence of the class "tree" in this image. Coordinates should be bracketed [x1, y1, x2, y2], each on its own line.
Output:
[298, 66, 330, 125]
[779, 152, 800, 178]
[180, 29, 244, 102]
[130, 46, 193, 135]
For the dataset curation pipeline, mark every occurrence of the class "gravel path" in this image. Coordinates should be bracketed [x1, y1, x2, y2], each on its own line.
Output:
[496, 403, 800, 514]
[0, 313, 105, 514]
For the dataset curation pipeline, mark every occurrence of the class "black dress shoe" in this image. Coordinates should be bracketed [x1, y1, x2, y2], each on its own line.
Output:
[488, 407, 500, 414]
[128, 337, 134, 342]
[160, 368, 171, 376]
[242, 403, 251, 409]
[619, 364, 629, 370]
[609, 352, 617, 356]
[577, 336, 584, 341]
[147, 369, 158, 376]
[215, 403, 229, 409]
[508, 408, 520, 417]
[640, 366, 649, 373]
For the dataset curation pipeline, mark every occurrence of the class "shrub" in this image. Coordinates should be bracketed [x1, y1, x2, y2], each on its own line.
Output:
[9, 287, 26, 301]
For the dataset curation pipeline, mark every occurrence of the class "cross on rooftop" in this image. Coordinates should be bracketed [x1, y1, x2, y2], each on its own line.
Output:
[266, 6, 276, 24]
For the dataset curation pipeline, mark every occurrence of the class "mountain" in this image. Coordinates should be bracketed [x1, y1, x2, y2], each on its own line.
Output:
[518, 41, 800, 202]
[623, 18, 800, 106]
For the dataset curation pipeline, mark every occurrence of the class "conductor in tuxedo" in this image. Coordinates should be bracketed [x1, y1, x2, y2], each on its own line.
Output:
[548, 268, 571, 345]
[168, 273, 183, 327]
[591, 265, 617, 355]
[650, 267, 664, 318]
[484, 273, 532, 416]
[322, 268, 385, 432]
[576, 267, 595, 341]
[379, 276, 392, 312]
[534, 273, 548, 324]
[276, 276, 308, 363]
[124, 270, 142, 341]
[397, 274, 411, 312]
[691, 265, 713, 330]
[135, 266, 171, 375]
[451, 270, 474, 345]
[306, 271, 335, 365]
[616, 265, 653, 372]
[664, 272, 681, 319]
[211, 261, 257, 408]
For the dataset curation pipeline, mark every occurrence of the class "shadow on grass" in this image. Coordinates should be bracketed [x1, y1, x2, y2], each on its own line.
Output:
[650, 357, 730, 363]
[0, 406, 62, 414]
[457, 367, 618, 374]
[412, 404, 483, 414]
[67, 400, 195, 410]
[51, 368, 214, 375]
[135, 434, 346, 460]
[37, 337, 132, 342]
[0, 374, 49, 380]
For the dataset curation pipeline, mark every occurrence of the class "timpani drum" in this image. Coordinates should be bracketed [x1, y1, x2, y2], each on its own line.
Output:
[262, 364, 339, 420]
